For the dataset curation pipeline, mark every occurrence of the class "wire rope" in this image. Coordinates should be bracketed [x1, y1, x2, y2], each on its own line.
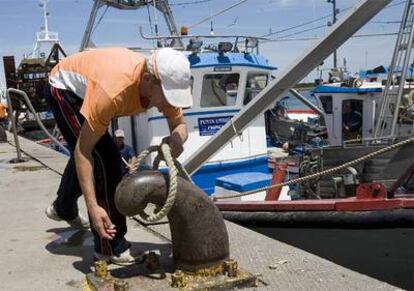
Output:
[188, 0, 249, 29]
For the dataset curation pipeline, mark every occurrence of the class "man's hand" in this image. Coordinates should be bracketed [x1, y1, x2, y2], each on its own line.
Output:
[165, 115, 188, 158]
[162, 134, 184, 158]
[89, 205, 116, 240]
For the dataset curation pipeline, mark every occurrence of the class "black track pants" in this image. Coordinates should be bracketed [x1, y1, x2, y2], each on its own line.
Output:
[45, 84, 129, 256]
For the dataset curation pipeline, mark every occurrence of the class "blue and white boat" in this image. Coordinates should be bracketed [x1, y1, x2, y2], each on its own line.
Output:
[312, 81, 414, 146]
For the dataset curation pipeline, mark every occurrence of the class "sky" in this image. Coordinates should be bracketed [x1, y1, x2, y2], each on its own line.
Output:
[0, 0, 407, 89]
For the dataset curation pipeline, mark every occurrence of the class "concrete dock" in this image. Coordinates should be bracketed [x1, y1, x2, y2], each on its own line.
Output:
[0, 134, 403, 290]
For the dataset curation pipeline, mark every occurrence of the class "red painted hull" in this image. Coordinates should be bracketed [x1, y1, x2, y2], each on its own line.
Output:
[215, 195, 414, 212]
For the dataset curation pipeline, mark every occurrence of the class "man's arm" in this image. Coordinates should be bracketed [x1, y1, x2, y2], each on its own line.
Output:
[75, 121, 116, 240]
[164, 115, 188, 158]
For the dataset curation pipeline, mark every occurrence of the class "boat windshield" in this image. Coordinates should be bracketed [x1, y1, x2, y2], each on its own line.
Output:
[200, 73, 240, 107]
[244, 73, 268, 105]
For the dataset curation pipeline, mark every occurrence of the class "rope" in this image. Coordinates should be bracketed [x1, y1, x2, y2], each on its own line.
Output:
[213, 136, 414, 200]
[127, 143, 190, 222]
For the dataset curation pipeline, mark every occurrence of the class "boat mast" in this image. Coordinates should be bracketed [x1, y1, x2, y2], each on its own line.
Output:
[327, 0, 338, 68]
[80, 0, 183, 51]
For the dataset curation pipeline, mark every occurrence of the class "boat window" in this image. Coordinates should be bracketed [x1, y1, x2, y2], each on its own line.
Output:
[244, 74, 268, 105]
[200, 73, 240, 107]
[319, 95, 333, 114]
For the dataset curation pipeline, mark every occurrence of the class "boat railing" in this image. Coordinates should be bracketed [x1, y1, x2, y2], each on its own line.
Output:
[6, 88, 70, 157]
[342, 136, 397, 148]
[139, 26, 268, 54]
[98, 0, 147, 10]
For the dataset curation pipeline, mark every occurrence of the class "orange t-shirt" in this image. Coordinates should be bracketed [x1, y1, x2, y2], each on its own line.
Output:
[0, 102, 7, 119]
[49, 47, 182, 134]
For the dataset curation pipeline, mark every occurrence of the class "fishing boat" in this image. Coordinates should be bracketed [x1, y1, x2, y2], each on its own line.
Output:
[2, 0, 66, 140]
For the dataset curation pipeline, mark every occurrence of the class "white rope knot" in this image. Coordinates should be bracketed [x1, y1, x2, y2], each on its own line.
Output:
[127, 143, 191, 223]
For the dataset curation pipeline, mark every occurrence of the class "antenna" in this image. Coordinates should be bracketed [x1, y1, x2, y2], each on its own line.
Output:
[39, 0, 50, 36]
[153, 0, 159, 37]
[209, 0, 214, 35]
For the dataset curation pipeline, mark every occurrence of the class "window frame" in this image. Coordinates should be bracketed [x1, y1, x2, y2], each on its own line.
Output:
[199, 72, 242, 108]
[243, 73, 269, 105]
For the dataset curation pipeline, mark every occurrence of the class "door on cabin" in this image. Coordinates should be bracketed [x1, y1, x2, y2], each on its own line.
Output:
[342, 99, 363, 143]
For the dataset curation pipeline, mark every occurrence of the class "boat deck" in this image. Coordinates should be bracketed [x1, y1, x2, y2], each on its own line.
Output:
[0, 134, 401, 290]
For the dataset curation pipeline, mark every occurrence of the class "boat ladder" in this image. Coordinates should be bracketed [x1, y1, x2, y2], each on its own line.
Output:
[374, 0, 414, 138]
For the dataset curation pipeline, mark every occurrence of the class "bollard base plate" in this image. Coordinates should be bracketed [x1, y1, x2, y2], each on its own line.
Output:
[83, 272, 115, 291]
[82, 262, 256, 291]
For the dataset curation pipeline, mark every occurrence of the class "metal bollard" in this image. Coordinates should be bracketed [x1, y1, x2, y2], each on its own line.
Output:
[115, 170, 229, 271]
[115, 171, 257, 290]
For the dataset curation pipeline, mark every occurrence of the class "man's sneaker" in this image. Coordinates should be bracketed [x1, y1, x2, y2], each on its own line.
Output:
[45, 204, 90, 230]
[94, 248, 143, 266]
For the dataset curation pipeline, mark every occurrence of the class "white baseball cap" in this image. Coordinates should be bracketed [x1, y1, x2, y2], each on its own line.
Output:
[149, 48, 193, 108]
[114, 129, 125, 138]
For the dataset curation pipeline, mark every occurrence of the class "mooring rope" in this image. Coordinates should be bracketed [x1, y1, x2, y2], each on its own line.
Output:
[126, 143, 190, 222]
[213, 136, 414, 200]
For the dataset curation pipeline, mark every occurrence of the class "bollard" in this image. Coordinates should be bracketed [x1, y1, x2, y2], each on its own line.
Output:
[115, 170, 229, 271]
[115, 170, 257, 290]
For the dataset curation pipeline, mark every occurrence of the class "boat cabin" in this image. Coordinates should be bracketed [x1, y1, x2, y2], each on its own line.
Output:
[313, 85, 383, 146]
[313, 84, 414, 146]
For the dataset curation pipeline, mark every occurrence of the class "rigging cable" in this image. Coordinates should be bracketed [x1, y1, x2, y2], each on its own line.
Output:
[188, 0, 249, 29]
[146, 0, 156, 47]
[275, 24, 327, 40]
[386, 0, 407, 9]
[264, 32, 399, 43]
[152, 0, 159, 36]
[169, 0, 212, 6]
[261, 6, 352, 38]
[209, 0, 214, 35]
[262, 0, 406, 38]
[261, 14, 333, 37]
[91, 5, 109, 35]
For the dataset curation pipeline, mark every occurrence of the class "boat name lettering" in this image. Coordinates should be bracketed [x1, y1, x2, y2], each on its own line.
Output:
[198, 116, 232, 136]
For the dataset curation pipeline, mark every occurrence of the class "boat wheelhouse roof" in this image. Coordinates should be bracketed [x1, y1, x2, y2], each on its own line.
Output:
[188, 52, 277, 71]
[313, 85, 383, 94]
[359, 65, 414, 79]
